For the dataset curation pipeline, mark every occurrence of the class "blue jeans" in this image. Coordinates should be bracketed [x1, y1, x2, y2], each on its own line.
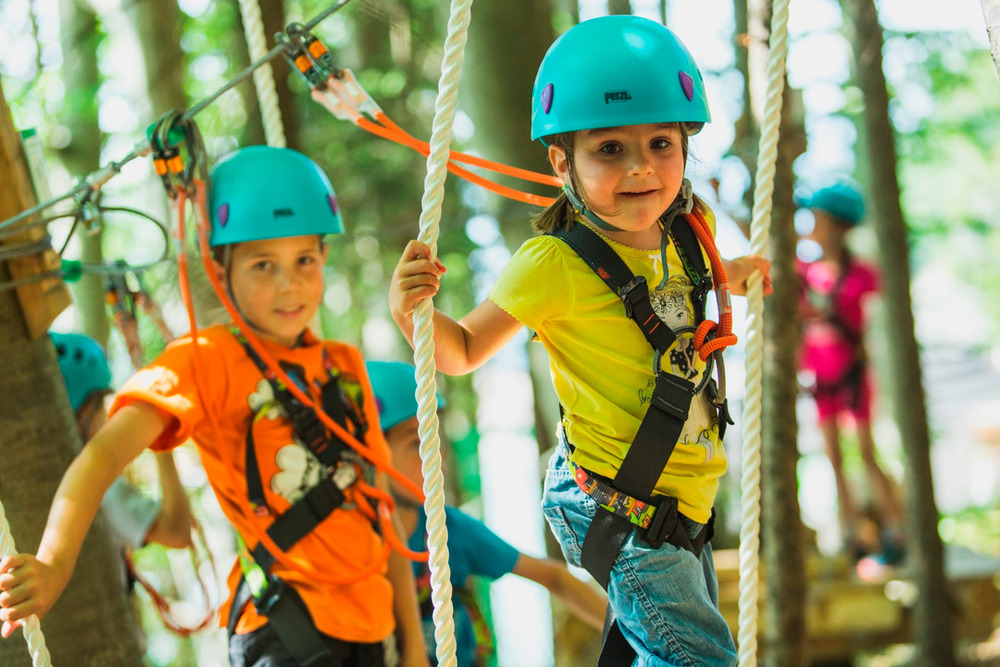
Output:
[542, 448, 737, 667]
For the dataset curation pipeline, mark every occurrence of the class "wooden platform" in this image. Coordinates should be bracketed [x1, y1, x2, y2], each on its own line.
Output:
[714, 545, 1000, 663]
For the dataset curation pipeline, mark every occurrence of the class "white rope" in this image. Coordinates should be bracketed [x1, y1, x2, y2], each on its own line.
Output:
[983, 0, 1000, 81]
[0, 501, 53, 667]
[738, 0, 791, 663]
[238, 0, 287, 148]
[410, 1, 475, 665]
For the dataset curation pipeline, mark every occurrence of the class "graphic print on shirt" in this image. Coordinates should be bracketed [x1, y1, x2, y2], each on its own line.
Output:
[246, 377, 323, 505]
[649, 274, 700, 383]
[648, 274, 719, 463]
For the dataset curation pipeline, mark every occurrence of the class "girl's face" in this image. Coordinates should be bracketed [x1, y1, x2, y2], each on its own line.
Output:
[808, 210, 850, 251]
[549, 122, 686, 239]
[221, 235, 327, 347]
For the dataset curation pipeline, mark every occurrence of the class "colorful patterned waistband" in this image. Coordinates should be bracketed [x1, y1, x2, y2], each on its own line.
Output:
[563, 443, 658, 531]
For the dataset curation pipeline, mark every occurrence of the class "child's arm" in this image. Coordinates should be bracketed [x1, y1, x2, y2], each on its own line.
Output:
[389, 240, 522, 375]
[0, 402, 173, 635]
[144, 451, 194, 549]
[722, 255, 773, 297]
[384, 487, 430, 667]
[512, 555, 608, 632]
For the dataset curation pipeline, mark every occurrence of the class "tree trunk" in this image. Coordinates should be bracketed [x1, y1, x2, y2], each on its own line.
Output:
[982, 0, 1000, 81]
[0, 83, 144, 667]
[760, 86, 808, 667]
[841, 0, 955, 664]
[56, 0, 106, 345]
[607, 0, 631, 14]
[464, 0, 559, 500]
[124, 0, 185, 117]
[731, 0, 759, 224]
[747, 1, 808, 664]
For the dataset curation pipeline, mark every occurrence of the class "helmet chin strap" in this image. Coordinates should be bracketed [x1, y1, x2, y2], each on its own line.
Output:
[564, 177, 695, 236]
[655, 179, 695, 290]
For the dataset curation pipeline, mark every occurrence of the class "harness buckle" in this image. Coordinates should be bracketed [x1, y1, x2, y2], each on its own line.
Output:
[253, 574, 287, 616]
[643, 495, 680, 549]
[618, 275, 649, 319]
[650, 372, 694, 422]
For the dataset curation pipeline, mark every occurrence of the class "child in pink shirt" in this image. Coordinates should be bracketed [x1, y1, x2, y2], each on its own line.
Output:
[798, 182, 904, 567]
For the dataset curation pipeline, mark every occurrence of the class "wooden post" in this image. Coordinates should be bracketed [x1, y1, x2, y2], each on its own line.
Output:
[983, 0, 1000, 82]
[0, 83, 71, 337]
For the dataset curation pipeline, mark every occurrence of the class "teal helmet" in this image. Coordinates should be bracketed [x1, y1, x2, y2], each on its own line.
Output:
[50, 332, 112, 412]
[366, 361, 446, 432]
[531, 15, 711, 143]
[208, 146, 343, 247]
[796, 182, 865, 226]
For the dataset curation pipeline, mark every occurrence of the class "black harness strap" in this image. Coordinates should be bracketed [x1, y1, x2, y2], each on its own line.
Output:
[229, 333, 372, 666]
[551, 217, 720, 667]
[227, 577, 332, 667]
[555, 220, 679, 354]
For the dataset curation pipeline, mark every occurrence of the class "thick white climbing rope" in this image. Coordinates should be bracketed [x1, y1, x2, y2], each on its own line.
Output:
[410, 0, 475, 665]
[0, 501, 52, 667]
[238, 0, 287, 148]
[738, 0, 791, 664]
[983, 0, 1000, 81]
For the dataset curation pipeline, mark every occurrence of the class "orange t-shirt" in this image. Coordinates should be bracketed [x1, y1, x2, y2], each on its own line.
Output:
[111, 324, 394, 642]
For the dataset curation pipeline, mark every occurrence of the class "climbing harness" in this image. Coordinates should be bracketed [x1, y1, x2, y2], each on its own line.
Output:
[225, 330, 382, 665]
[802, 252, 868, 410]
[549, 201, 735, 667]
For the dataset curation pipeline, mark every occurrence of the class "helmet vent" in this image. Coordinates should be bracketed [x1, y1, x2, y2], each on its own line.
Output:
[541, 83, 554, 114]
[328, 194, 339, 215]
[679, 72, 694, 101]
[218, 203, 230, 227]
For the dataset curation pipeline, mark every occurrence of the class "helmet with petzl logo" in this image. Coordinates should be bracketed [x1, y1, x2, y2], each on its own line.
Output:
[50, 331, 113, 412]
[530, 15, 711, 143]
[208, 146, 343, 247]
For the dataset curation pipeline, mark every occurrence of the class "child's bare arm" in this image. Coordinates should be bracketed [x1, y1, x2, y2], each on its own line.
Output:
[512, 554, 608, 632]
[144, 451, 194, 549]
[389, 239, 522, 375]
[0, 402, 173, 634]
[382, 474, 430, 667]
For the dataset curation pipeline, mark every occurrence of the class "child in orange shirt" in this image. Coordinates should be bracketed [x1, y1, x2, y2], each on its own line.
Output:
[0, 147, 427, 667]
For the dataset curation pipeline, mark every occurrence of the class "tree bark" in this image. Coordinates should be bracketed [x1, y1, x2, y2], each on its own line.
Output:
[0, 82, 144, 667]
[842, 0, 955, 664]
[56, 0, 106, 345]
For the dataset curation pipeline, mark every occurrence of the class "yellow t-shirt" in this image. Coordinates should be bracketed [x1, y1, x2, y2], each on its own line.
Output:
[489, 207, 726, 522]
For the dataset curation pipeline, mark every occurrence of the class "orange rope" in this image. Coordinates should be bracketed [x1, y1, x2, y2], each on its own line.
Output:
[686, 207, 739, 361]
[125, 519, 220, 637]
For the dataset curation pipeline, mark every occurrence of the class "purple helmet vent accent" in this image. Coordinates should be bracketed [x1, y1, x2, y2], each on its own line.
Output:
[328, 194, 339, 215]
[541, 83, 554, 114]
[679, 72, 694, 102]
[218, 203, 230, 227]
